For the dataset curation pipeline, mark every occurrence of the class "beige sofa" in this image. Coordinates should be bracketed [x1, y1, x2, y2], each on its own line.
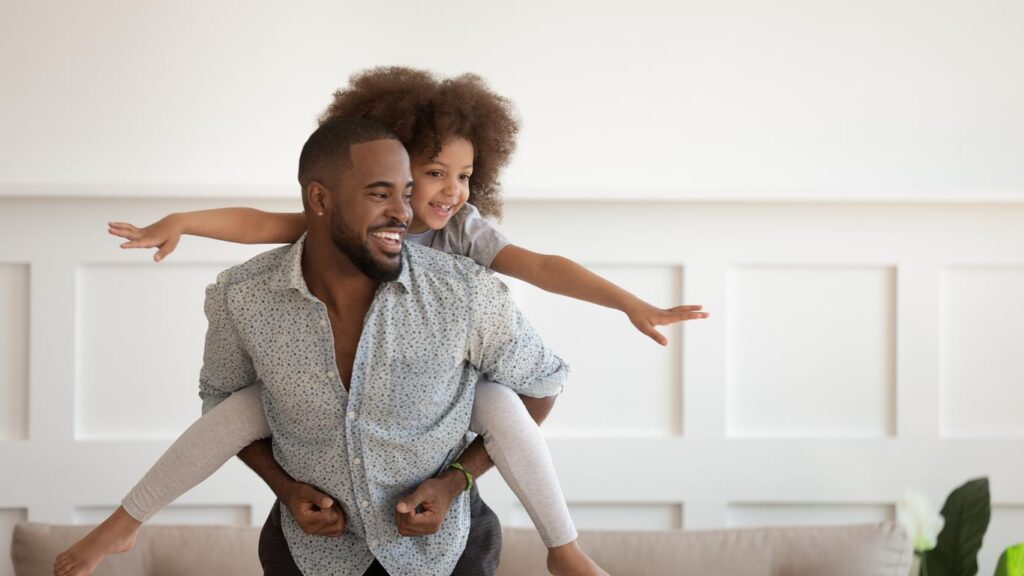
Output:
[13, 522, 912, 576]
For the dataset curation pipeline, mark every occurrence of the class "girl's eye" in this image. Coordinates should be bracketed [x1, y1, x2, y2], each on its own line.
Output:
[428, 171, 443, 178]
[459, 174, 471, 182]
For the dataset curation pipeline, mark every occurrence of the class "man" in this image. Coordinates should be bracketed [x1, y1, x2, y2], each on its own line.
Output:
[199, 117, 568, 575]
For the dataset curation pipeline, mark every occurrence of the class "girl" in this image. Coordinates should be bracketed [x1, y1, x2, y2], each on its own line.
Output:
[55, 67, 707, 576]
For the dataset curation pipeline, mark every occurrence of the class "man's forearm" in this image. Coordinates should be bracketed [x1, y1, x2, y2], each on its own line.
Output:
[439, 394, 557, 493]
[237, 438, 296, 500]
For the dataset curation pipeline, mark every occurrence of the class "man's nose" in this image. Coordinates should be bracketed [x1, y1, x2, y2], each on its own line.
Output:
[386, 192, 412, 224]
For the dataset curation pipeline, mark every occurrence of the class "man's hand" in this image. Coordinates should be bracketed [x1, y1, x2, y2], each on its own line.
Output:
[395, 471, 463, 536]
[282, 481, 346, 537]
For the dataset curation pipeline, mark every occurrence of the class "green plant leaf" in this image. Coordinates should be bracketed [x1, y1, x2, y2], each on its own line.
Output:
[994, 543, 1024, 576]
[925, 477, 991, 576]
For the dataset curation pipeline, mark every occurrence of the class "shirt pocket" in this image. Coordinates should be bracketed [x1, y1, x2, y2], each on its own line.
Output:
[390, 352, 464, 425]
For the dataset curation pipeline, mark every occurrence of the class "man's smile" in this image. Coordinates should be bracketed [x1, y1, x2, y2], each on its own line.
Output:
[370, 229, 404, 255]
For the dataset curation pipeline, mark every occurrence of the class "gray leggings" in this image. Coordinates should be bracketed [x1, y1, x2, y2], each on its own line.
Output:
[122, 380, 577, 548]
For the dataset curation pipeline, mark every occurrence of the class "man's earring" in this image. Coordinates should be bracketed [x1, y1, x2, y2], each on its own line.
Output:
[317, 211, 324, 216]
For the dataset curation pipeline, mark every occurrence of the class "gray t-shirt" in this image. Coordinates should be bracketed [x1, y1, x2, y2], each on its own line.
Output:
[404, 203, 510, 267]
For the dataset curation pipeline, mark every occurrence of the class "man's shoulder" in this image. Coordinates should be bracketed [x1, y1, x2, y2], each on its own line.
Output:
[404, 243, 508, 307]
[212, 244, 293, 289]
[405, 242, 488, 283]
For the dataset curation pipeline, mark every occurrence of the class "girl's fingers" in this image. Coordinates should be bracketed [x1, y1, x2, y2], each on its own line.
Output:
[108, 225, 141, 240]
[154, 238, 179, 262]
[640, 323, 668, 346]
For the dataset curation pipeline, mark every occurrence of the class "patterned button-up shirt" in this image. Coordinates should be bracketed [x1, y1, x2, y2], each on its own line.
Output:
[198, 236, 568, 576]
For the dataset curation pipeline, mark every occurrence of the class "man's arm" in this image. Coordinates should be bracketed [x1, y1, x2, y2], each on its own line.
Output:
[394, 395, 555, 536]
[237, 439, 346, 537]
[396, 271, 567, 535]
[200, 279, 346, 537]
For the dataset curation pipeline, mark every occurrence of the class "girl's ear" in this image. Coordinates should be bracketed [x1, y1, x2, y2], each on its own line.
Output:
[306, 182, 328, 217]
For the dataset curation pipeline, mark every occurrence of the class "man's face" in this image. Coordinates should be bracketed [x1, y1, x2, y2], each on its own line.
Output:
[326, 139, 413, 282]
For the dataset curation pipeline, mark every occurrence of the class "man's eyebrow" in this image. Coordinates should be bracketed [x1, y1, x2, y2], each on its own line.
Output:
[405, 180, 414, 189]
[364, 181, 397, 189]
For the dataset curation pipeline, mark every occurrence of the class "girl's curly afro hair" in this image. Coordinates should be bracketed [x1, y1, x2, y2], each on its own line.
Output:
[319, 66, 519, 219]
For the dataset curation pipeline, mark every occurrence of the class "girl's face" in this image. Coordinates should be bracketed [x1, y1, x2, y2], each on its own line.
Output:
[407, 136, 474, 233]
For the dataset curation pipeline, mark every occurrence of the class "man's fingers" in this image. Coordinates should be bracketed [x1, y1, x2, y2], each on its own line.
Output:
[296, 484, 334, 508]
[396, 489, 428, 515]
[297, 506, 344, 536]
[396, 509, 438, 536]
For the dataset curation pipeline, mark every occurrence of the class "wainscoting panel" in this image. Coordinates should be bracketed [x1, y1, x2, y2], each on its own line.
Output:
[0, 264, 29, 441]
[508, 265, 683, 437]
[75, 263, 232, 439]
[940, 266, 1024, 437]
[726, 265, 897, 438]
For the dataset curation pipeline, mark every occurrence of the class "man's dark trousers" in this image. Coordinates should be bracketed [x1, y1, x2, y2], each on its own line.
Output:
[259, 485, 502, 576]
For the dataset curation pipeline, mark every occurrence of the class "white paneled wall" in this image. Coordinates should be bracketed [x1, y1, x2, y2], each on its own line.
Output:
[0, 265, 29, 442]
[1, 196, 1023, 576]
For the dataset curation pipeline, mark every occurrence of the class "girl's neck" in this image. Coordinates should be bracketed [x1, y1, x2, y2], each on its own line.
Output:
[406, 218, 434, 235]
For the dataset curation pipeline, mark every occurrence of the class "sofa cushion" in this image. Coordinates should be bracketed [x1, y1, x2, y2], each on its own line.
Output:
[12, 523, 262, 576]
[12, 521, 911, 576]
[498, 523, 912, 576]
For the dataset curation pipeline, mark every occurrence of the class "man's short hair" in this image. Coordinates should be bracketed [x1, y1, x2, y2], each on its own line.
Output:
[297, 117, 400, 191]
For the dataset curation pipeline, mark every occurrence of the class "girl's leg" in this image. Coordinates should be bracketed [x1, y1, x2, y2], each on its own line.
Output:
[53, 385, 271, 576]
[470, 380, 607, 576]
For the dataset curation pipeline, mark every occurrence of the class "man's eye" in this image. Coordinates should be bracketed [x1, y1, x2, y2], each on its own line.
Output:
[372, 193, 387, 199]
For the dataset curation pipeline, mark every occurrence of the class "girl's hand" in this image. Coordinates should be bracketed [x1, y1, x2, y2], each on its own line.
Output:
[627, 302, 709, 346]
[108, 215, 182, 262]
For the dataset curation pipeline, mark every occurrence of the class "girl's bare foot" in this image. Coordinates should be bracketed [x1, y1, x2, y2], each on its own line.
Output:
[53, 507, 141, 576]
[547, 540, 610, 576]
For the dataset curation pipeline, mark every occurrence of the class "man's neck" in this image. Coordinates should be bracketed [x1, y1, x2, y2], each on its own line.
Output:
[301, 232, 379, 311]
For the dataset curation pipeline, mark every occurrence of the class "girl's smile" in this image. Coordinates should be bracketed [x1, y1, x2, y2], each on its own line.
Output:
[407, 136, 474, 234]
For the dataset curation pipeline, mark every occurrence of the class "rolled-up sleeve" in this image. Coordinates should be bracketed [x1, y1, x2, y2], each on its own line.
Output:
[199, 276, 257, 414]
[467, 269, 570, 398]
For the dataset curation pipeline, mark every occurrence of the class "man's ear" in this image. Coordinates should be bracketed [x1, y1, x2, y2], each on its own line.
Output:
[306, 181, 328, 217]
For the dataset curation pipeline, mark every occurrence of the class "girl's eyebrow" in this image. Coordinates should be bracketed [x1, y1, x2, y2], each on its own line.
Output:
[425, 159, 474, 170]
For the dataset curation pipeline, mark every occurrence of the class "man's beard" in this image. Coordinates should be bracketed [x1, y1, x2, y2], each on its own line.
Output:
[330, 210, 403, 282]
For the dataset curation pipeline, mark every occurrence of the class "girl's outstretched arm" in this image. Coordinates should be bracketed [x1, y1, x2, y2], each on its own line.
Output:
[490, 244, 708, 346]
[108, 209, 306, 261]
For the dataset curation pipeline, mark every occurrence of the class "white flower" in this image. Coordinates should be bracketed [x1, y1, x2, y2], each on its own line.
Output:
[898, 490, 946, 552]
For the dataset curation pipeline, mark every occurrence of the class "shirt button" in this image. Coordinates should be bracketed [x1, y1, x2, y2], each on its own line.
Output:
[353, 457, 362, 465]
[347, 410, 355, 419]
[369, 539, 378, 547]
[326, 370, 334, 378]
[361, 500, 369, 508]
[319, 319, 327, 327]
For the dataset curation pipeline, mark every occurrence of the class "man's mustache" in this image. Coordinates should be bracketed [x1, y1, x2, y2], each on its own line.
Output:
[368, 220, 407, 232]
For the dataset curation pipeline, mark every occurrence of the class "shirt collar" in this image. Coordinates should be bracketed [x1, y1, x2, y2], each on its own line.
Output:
[270, 234, 411, 295]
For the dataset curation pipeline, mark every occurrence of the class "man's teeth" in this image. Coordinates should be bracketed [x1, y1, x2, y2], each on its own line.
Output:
[371, 232, 402, 242]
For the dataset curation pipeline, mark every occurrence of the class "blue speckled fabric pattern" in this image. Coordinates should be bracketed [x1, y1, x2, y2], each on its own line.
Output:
[199, 237, 567, 576]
